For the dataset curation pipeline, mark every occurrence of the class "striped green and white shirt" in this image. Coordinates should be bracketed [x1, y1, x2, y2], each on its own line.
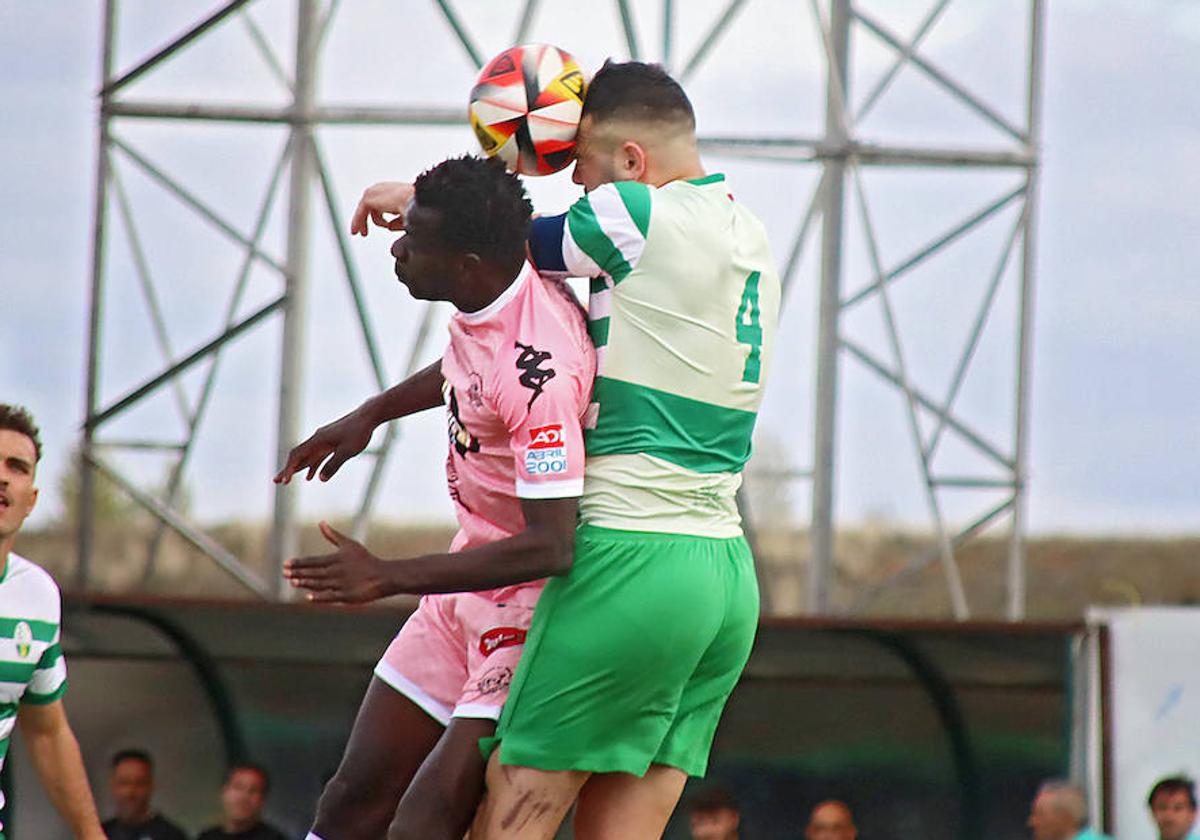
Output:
[529, 174, 781, 537]
[0, 553, 68, 811]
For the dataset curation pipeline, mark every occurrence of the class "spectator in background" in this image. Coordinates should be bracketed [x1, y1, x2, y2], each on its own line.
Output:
[806, 800, 857, 840]
[1148, 776, 1199, 840]
[102, 748, 188, 840]
[1027, 780, 1112, 840]
[196, 764, 286, 840]
[688, 787, 740, 840]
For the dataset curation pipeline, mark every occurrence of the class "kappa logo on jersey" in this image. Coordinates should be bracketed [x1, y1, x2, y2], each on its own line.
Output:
[514, 341, 556, 409]
[524, 423, 569, 476]
[479, 626, 526, 656]
[13, 621, 32, 659]
[444, 383, 480, 458]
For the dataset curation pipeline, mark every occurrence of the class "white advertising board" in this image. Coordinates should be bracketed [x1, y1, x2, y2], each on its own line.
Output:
[1088, 607, 1200, 840]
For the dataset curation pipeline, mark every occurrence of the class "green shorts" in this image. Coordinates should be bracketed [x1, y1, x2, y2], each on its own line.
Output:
[485, 524, 759, 777]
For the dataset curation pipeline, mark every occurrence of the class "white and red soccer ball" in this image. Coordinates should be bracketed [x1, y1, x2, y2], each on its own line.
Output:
[469, 44, 586, 176]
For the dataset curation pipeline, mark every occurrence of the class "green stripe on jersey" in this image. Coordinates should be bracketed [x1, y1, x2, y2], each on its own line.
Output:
[589, 317, 610, 347]
[0, 662, 35, 685]
[585, 376, 757, 473]
[37, 643, 62, 669]
[0, 618, 57, 642]
[0, 704, 15, 720]
[568, 199, 633, 283]
[614, 181, 651, 237]
[22, 680, 67, 705]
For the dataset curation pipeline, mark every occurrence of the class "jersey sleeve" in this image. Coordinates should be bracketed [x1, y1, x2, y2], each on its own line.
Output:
[488, 339, 588, 500]
[23, 627, 67, 706]
[528, 181, 652, 283]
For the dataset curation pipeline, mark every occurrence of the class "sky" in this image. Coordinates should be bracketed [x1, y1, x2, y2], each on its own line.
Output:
[1, 0, 1198, 538]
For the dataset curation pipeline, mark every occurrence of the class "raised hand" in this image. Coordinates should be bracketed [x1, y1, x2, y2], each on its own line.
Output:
[283, 521, 389, 604]
[273, 410, 376, 485]
[350, 182, 416, 236]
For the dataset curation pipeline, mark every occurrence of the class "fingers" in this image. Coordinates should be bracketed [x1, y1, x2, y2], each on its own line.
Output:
[274, 439, 334, 484]
[318, 448, 354, 481]
[350, 201, 370, 237]
[319, 520, 349, 547]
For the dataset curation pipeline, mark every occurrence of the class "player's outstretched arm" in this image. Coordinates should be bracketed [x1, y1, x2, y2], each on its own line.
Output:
[18, 700, 106, 840]
[350, 181, 415, 236]
[284, 497, 577, 603]
[274, 359, 445, 484]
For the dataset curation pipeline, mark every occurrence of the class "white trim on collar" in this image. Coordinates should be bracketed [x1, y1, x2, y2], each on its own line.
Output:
[458, 262, 534, 324]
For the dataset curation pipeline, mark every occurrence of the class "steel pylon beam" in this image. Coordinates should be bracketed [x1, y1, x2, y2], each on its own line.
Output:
[80, 0, 1042, 620]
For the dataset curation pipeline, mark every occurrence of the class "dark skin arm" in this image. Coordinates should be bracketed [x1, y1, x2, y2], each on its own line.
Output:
[274, 359, 445, 484]
[283, 496, 577, 603]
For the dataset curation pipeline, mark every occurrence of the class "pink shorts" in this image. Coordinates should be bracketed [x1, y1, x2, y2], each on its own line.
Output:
[373, 583, 543, 725]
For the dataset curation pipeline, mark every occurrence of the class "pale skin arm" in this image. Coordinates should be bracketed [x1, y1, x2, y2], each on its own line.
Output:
[17, 700, 106, 840]
[349, 181, 415, 237]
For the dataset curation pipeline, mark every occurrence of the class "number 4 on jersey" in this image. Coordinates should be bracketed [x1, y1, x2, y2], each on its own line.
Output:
[736, 271, 763, 383]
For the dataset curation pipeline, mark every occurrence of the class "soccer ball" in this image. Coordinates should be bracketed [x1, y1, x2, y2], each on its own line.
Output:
[469, 44, 586, 176]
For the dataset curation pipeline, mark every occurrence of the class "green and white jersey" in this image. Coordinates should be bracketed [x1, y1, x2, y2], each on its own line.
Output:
[529, 174, 781, 537]
[0, 553, 68, 810]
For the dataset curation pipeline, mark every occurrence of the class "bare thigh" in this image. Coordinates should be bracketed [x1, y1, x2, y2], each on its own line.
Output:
[572, 765, 689, 840]
[387, 716, 495, 840]
[313, 676, 444, 840]
[469, 751, 589, 840]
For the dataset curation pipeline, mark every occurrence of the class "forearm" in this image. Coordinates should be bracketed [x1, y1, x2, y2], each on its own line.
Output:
[379, 525, 575, 596]
[23, 715, 105, 840]
[360, 359, 445, 424]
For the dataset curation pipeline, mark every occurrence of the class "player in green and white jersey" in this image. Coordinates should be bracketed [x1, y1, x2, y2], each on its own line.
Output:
[351, 61, 780, 840]
[473, 61, 780, 840]
[0, 405, 105, 840]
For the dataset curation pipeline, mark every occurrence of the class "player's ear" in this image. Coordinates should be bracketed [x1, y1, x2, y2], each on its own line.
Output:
[618, 141, 646, 180]
[458, 251, 484, 279]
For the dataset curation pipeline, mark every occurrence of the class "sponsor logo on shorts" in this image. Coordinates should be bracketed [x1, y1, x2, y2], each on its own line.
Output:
[14, 621, 32, 659]
[476, 665, 514, 696]
[525, 424, 568, 476]
[479, 626, 526, 656]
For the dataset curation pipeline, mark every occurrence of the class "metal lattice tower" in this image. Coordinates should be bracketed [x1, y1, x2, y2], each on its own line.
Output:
[81, 0, 1043, 618]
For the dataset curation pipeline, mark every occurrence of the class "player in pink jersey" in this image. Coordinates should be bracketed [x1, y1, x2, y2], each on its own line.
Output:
[274, 156, 594, 840]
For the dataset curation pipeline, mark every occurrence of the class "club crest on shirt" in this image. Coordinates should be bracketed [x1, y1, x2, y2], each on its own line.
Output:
[14, 621, 33, 659]
[467, 372, 485, 409]
[524, 424, 568, 476]
[513, 341, 556, 409]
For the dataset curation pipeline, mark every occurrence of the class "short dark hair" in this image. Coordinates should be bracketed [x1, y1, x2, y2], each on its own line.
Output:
[1149, 776, 1197, 810]
[412, 155, 532, 265]
[111, 748, 153, 771]
[689, 786, 738, 815]
[581, 60, 695, 130]
[226, 762, 270, 796]
[0, 404, 42, 463]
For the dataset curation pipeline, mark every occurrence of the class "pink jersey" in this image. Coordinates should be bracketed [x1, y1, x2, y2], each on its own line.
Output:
[440, 261, 594, 562]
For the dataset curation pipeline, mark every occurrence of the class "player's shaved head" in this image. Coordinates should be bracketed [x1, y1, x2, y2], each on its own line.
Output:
[582, 60, 695, 131]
